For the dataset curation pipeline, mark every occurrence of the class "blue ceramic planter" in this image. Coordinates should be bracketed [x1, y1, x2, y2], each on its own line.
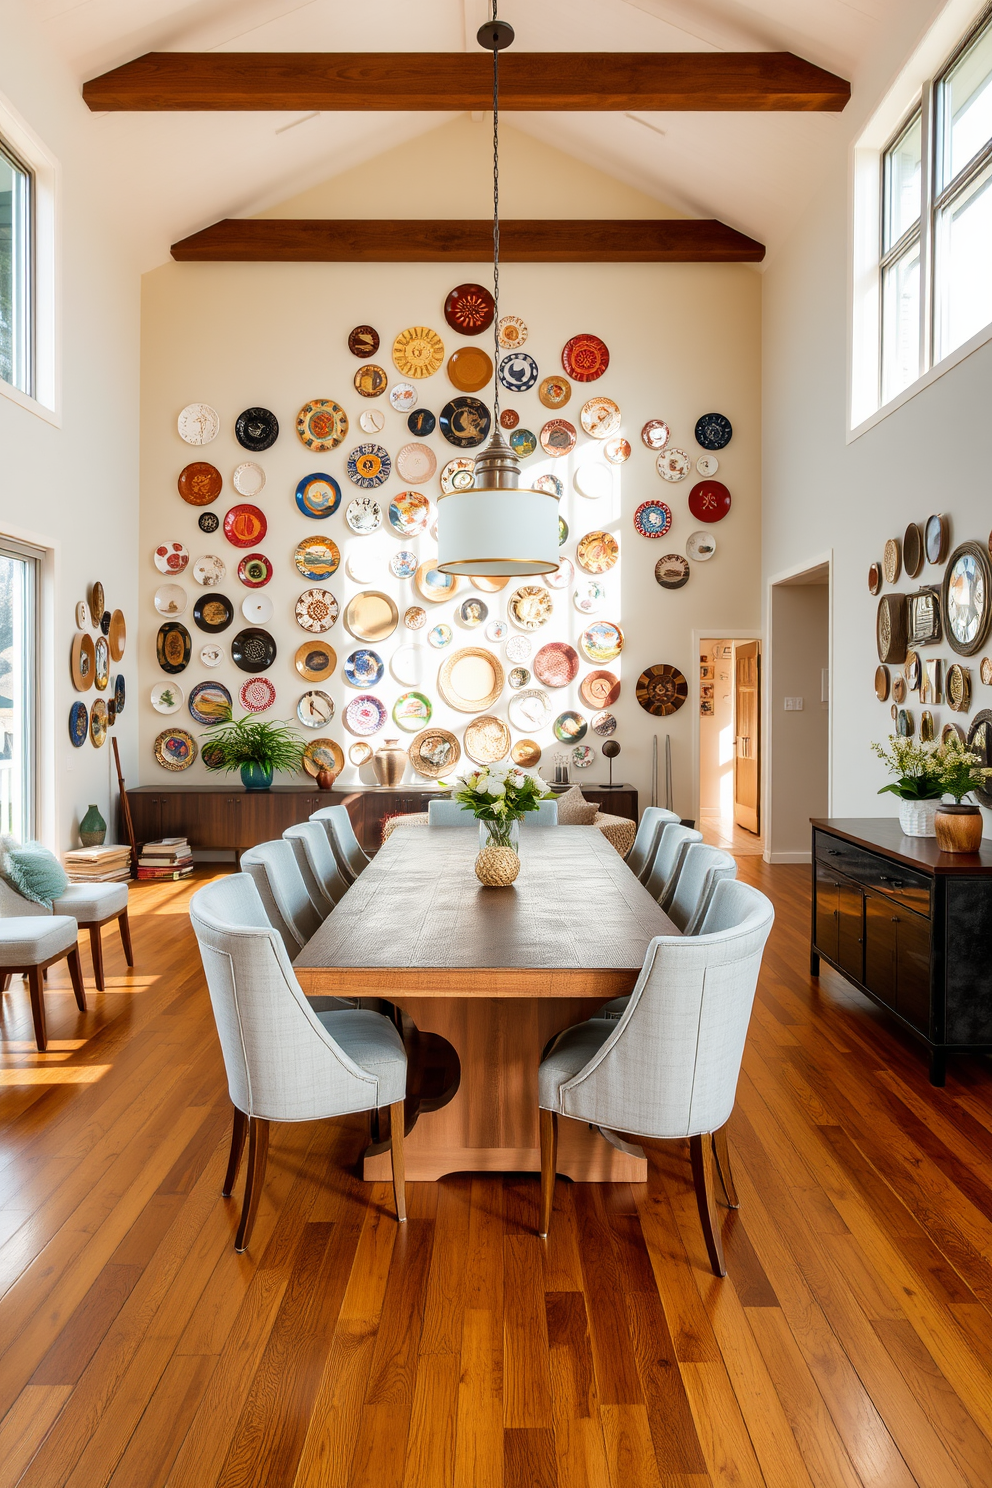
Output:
[240, 762, 274, 791]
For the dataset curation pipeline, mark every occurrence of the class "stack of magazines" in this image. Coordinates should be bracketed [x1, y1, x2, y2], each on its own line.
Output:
[137, 838, 193, 881]
[63, 844, 132, 882]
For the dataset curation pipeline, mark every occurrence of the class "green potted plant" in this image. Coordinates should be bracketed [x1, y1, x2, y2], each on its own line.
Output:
[932, 732, 992, 852]
[870, 736, 943, 837]
[200, 712, 306, 791]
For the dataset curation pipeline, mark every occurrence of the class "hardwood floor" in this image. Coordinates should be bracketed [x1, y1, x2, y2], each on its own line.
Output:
[1, 858, 991, 1486]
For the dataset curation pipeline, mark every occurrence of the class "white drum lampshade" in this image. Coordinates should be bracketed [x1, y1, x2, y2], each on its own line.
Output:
[437, 428, 560, 579]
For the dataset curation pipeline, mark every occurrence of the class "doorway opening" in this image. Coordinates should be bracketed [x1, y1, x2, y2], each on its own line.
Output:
[765, 560, 831, 863]
[698, 636, 763, 856]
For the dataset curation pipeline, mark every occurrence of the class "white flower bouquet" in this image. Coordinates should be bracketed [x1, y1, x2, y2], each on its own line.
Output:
[445, 763, 555, 848]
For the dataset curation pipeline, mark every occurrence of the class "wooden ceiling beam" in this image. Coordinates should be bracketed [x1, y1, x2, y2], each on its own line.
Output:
[169, 218, 765, 263]
[84, 51, 849, 112]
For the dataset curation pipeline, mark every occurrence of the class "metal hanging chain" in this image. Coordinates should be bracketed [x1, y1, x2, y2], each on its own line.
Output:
[491, 3, 501, 423]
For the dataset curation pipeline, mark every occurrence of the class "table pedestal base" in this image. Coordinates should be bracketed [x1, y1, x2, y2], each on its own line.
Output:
[363, 996, 647, 1184]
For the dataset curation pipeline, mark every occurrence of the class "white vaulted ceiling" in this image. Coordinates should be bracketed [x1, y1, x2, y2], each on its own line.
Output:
[33, 0, 911, 268]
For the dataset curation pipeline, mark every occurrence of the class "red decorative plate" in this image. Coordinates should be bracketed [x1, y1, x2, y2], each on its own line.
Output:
[240, 676, 276, 713]
[499, 408, 519, 430]
[177, 462, 222, 506]
[561, 333, 610, 383]
[223, 504, 267, 548]
[579, 670, 621, 708]
[540, 420, 577, 457]
[237, 552, 273, 587]
[533, 642, 579, 689]
[444, 283, 495, 336]
[687, 480, 732, 523]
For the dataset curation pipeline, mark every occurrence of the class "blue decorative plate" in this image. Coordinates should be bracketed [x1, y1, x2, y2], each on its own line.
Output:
[407, 408, 436, 437]
[633, 500, 673, 538]
[188, 680, 233, 724]
[346, 444, 391, 489]
[439, 397, 491, 449]
[498, 352, 539, 393]
[114, 674, 126, 715]
[296, 473, 342, 519]
[390, 549, 418, 579]
[510, 428, 537, 458]
[694, 412, 733, 450]
[68, 701, 88, 747]
[428, 624, 453, 648]
[344, 649, 385, 688]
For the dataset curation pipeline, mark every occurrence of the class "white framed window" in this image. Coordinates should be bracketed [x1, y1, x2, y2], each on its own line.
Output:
[0, 91, 58, 423]
[0, 538, 41, 841]
[0, 137, 32, 397]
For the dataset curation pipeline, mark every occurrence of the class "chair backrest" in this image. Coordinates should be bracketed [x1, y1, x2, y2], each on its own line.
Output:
[427, 799, 475, 826]
[696, 877, 766, 935]
[642, 824, 702, 903]
[309, 805, 369, 881]
[239, 840, 322, 955]
[283, 822, 351, 917]
[552, 882, 775, 1138]
[0, 877, 50, 918]
[626, 807, 680, 881]
[521, 800, 558, 827]
[666, 844, 737, 934]
[189, 873, 380, 1121]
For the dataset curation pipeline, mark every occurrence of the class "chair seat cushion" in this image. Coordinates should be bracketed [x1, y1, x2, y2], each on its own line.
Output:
[0, 915, 78, 965]
[593, 813, 637, 856]
[596, 995, 629, 1020]
[317, 1008, 407, 1107]
[539, 1017, 614, 1111]
[52, 882, 129, 923]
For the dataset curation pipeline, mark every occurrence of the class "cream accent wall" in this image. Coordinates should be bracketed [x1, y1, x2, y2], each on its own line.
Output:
[140, 124, 760, 817]
[767, 584, 830, 860]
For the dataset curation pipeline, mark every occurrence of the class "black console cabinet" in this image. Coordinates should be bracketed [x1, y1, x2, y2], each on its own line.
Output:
[810, 819, 992, 1085]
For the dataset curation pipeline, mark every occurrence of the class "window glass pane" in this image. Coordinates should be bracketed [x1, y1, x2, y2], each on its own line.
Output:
[0, 143, 31, 395]
[883, 114, 922, 251]
[935, 159, 992, 359]
[0, 552, 35, 841]
[881, 240, 921, 402]
[940, 19, 992, 187]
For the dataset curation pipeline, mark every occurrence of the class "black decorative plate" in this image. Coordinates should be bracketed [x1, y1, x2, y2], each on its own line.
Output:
[232, 627, 277, 673]
[156, 622, 191, 675]
[407, 408, 436, 437]
[235, 407, 279, 451]
[694, 412, 733, 450]
[635, 663, 688, 716]
[193, 593, 234, 633]
[439, 396, 491, 449]
[198, 511, 220, 534]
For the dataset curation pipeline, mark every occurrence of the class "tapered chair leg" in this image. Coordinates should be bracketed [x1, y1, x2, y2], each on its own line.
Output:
[690, 1133, 726, 1277]
[66, 947, 87, 1012]
[27, 966, 47, 1052]
[224, 1107, 248, 1197]
[539, 1108, 558, 1238]
[1, 973, 11, 991]
[712, 1124, 739, 1209]
[88, 926, 105, 991]
[235, 1117, 269, 1253]
[388, 1099, 407, 1222]
[118, 910, 134, 967]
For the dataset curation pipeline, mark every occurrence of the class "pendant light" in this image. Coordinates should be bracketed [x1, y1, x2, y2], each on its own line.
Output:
[436, 6, 560, 579]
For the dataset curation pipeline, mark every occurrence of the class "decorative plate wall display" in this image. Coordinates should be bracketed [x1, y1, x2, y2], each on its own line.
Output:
[508, 586, 553, 630]
[876, 593, 908, 664]
[510, 429, 537, 458]
[297, 400, 348, 452]
[237, 553, 272, 588]
[344, 648, 385, 688]
[396, 443, 437, 483]
[295, 473, 341, 519]
[868, 562, 882, 595]
[464, 715, 511, 765]
[579, 397, 621, 438]
[539, 376, 571, 409]
[345, 694, 387, 735]
[231, 628, 276, 672]
[508, 689, 552, 731]
[561, 333, 609, 382]
[655, 554, 690, 589]
[498, 352, 539, 393]
[393, 325, 445, 376]
[344, 591, 399, 643]
[577, 531, 618, 574]
[224, 505, 267, 548]
[295, 641, 336, 682]
[926, 513, 949, 564]
[580, 621, 624, 663]
[694, 413, 733, 449]
[393, 692, 432, 732]
[641, 420, 670, 450]
[198, 512, 219, 534]
[178, 462, 222, 506]
[155, 543, 188, 574]
[188, 680, 232, 724]
[439, 397, 491, 448]
[295, 536, 340, 580]
[416, 561, 458, 603]
[192, 555, 226, 587]
[408, 727, 460, 778]
[346, 445, 391, 489]
[497, 316, 527, 349]
[354, 364, 388, 398]
[444, 285, 494, 336]
[151, 682, 183, 713]
[540, 420, 577, 457]
[155, 728, 197, 770]
[553, 711, 587, 743]
[349, 325, 379, 358]
[389, 381, 418, 413]
[696, 454, 719, 476]
[178, 404, 219, 445]
[636, 664, 688, 715]
[874, 665, 890, 701]
[154, 583, 186, 617]
[686, 531, 717, 562]
[511, 739, 541, 766]
[298, 691, 335, 728]
[580, 670, 621, 707]
[604, 437, 631, 464]
[688, 481, 732, 522]
[303, 739, 344, 778]
[346, 496, 383, 533]
[591, 710, 616, 736]
[71, 632, 95, 691]
[68, 702, 88, 747]
[235, 407, 278, 451]
[883, 537, 901, 585]
[448, 346, 493, 392]
[440, 457, 476, 494]
[296, 588, 340, 633]
[942, 541, 992, 656]
[574, 579, 606, 613]
[359, 408, 385, 435]
[241, 595, 273, 625]
[634, 501, 672, 538]
[903, 522, 924, 579]
[439, 648, 505, 712]
[533, 642, 579, 688]
[89, 697, 108, 747]
[193, 594, 234, 632]
[156, 623, 191, 674]
[657, 448, 692, 482]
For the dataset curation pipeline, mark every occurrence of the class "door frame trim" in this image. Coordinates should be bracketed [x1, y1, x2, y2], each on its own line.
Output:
[690, 627, 763, 840]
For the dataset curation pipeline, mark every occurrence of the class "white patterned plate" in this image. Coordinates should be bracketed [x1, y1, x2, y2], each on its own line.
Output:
[657, 448, 691, 482]
[296, 588, 340, 632]
[297, 690, 335, 728]
[346, 497, 382, 534]
[154, 584, 187, 617]
[390, 382, 418, 413]
[573, 465, 612, 500]
[150, 682, 184, 713]
[178, 403, 219, 445]
[696, 453, 720, 476]
[359, 408, 385, 434]
[440, 457, 475, 494]
[504, 634, 532, 663]
[154, 543, 189, 574]
[233, 462, 265, 497]
[508, 688, 552, 731]
[486, 619, 508, 642]
[574, 580, 607, 614]
[546, 558, 574, 590]
[396, 443, 437, 484]
[200, 643, 224, 667]
[242, 594, 273, 625]
[192, 554, 226, 587]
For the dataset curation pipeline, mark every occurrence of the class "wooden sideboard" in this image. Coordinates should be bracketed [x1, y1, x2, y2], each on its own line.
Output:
[810, 818, 992, 1084]
[548, 782, 637, 821]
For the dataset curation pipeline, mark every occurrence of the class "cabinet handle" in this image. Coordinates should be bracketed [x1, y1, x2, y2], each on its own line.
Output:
[891, 916, 900, 923]
[828, 850, 840, 856]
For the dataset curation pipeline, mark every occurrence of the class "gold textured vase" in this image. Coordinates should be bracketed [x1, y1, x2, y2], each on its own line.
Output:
[372, 738, 407, 787]
[933, 804, 983, 853]
[474, 845, 520, 886]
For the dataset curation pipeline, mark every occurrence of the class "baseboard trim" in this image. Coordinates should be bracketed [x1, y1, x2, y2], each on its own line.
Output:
[763, 850, 812, 864]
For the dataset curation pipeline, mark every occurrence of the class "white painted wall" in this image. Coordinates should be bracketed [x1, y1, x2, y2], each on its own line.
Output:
[0, 1, 141, 849]
[767, 585, 830, 860]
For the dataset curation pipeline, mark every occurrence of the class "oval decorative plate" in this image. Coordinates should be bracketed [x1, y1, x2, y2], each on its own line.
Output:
[579, 397, 621, 438]
[390, 549, 418, 579]
[508, 666, 531, 689]
[188, 680, 233, 724]
[655, 553, 690, 589]
[89, 697, 108, 747]
[295, 473, 342, 520]
[296, 400, 348, 452]
[198, 512, 219, 534]
[688, 480, 731, 523]
[200, 644, 223, 667]
[459, 597, 488, 627]
[695, 412, 733, 450]
[177, 462, 222, 506]
[346, 444, 391, 490]
[553, 711, 587, 743]
[237, 553, 272, 588]
[696, 453, 720, 477]
[927, 513, 949, 564]
[389, 381, 418, 413]
[498, 352, 539, 393]
[883, 537, 901, 585]
[155, 727, 197, 770]
[75, 600, 88, 628]
[295, 640, 336, 683]
[686, 530, 717, 562]
[546, 557, 574, 590]
[636, 663, 688, 715]
[641, 419, 670, 451]
[231, 628, 276, 672]
[604, 436, 631, 465]
[91, 581, 105, 623]
[298, 691, 335, 729]
[405, 605, 427, 630]
[533, 474, 563, 499]
[561, 333, 609, 382]
[296, 588, 340, 633]
[428, 624, 453, 649]
[393, 691, 432, 732]
[346, 496, 382, 533]
[464, 715, 511, 766]
[109, 610, 126, 661]
[508, 688, 551, 731]
[344, 649, 385, 688]
[591, 710, 617, 736]
[580, 670, 620, 708]
[223, 504, 267, 548]
[574, 465, 612, 500]
[151, 682, 183, 714]
[94, 636, 110, 690]
[193, 593, 235, 633]
[580, 621, 624, 663]
[874, 665, 890, 702]
[439, 397, 491, 449]
[295, 536, 340, 580]
[393, 325, 445, 378]
[438, 647, 505, 713]
[655, 451, 689, 485]
[241, 594, 273, 625]
[154, 583, 187, 618]
[540, 420, 577, 457]
[235, 407, 278, 452]
[303, 738, 344, 778]
[904, 522, 924, 579]
[156, 622, 191, 674]
[396, 443, 437, 484]
[893, 678, 907, 704]
[345, 694, 387, 736]
[574, 579, 607, 614]
[533, 641, 579, 688]
[511, 739, 541, 766]
[510, 428, 537, 459]
[439, 457, 476, 494]
[192, 554, 226, 587]
[868, 561, 881, 594]
[348, 325, 379, 358]
[345, 590, 399, 643]
[416, 560, 458, 603]
[154, 543, 189, 575]
[178, 403, 219, 445]
[408, 727, 460, 778]
[448, 346, 493, 393]
[498, 315, 527, 349]
[353, 363, 388, 398]
[509, 586, 553, 631]
[634, 500, 672, 538]
[444, 285, 494, 336]
[577, 531, 619, 574]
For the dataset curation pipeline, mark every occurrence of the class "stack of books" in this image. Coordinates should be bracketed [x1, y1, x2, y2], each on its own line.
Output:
[63, 845, 132, 882]
[137, 838, 193, 881]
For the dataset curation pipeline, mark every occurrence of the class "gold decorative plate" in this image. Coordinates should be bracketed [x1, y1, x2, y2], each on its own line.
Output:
[344, 590, 399, 643]
[438, 648, 505, 713]
[577, 531, 619, 574]
[511, 738, 541, 766]
[408, 727, 461, 778]
[296, 400, 348, 452]
[108, 610, 126, 661]
[464, 715, 511, 766]
[302, 738, 344, 779]
[392, 326, 444, 379]
[447, 346, 494, 393]
[416, 561, 459, 604]
[70, 632, 95, 692]
[539, 376, 571, 409]
[294, 640, 337, 683]
[354, 364, 388, 398]
[508, 586, 553, 631]
[90, 698, 109, 747]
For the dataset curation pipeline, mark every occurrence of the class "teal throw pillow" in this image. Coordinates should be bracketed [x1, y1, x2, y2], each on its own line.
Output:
[2, 841, 70, 907]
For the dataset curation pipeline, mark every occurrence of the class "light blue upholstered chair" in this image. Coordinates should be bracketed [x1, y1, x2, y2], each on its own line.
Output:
[642, 823, 702, 903]
[310, 805, 370, 883]
[427, 798, 558, 827]
[190, 873, 408, 1250]
[538, 878, 775, 1275]
[239, 840, 322, 956]
[283, 822, 352, 917]
[521, 801, 558, 827]
[666, 844, 738, 934]
[626, 807, 681, 881]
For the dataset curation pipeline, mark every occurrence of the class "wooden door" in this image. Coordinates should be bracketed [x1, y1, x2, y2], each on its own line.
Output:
[734, 640, 761, 833]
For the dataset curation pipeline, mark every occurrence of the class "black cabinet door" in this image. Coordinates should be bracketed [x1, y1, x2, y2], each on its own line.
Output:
[895, 911, 932, 1034]
[864, 891, 898, 1010]
[836, 877, 864, 983]
[814, 865, 840, 963]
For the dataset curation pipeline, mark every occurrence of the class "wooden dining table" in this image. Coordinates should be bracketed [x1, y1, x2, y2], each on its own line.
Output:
[294, 824, 678, 1183]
